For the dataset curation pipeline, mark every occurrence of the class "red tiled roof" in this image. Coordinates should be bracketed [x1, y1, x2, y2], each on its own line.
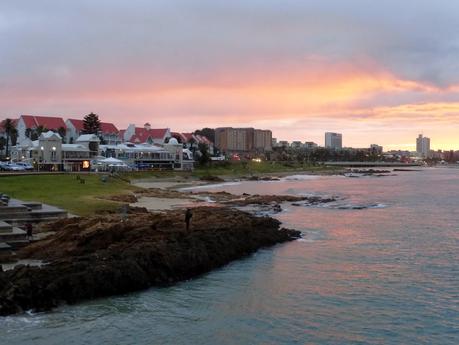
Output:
[182, 133, 194, 142]
[195, 134, 212, 145]
[68, 118, 118, 134]
[171, 132, 212, 145]
[21, 115, 66, 130]
[101, 122, 118, 133]
[129, 127, 169, 143]
[172, 132, 187, 143]
[21, 115, 37, 128]
[67, 119, 84, 131]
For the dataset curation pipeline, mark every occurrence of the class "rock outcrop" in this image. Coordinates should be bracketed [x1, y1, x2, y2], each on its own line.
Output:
[0, 207, 300, 315]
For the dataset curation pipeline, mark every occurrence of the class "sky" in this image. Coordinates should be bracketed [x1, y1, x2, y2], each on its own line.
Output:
[1, 0, 459, 150]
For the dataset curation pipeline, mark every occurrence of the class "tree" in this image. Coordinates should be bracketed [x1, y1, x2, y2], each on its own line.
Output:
[31, 125, 48, 141]
[0, 137, 5, 153]
[58, 127, 67, 143]
[187, 137, 197, 153]
[197, 143, 211, 166]
[194, 128, 215, 143]
[1, 119, 17, 158]
[82, 112, 101, 134]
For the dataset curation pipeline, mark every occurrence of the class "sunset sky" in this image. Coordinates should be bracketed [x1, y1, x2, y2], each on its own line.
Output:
[1, 1, 459, 149]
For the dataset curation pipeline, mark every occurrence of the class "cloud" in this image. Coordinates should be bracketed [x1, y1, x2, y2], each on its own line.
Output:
[1, 1, 459, 148]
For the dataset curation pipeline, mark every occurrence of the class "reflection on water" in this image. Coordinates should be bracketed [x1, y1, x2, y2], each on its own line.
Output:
[1, 168, 458, 345]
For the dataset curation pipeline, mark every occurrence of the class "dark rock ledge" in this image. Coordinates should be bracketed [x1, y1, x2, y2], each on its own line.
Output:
[0, 207, 300, 316]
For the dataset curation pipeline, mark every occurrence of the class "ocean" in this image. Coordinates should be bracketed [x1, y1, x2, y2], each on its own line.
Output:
[1, 167, 458, 344]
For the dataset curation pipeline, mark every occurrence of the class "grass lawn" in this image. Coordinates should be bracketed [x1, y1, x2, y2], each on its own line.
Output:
[192, 161, 340, 177]
[0, 162, 339, 216]
[0, 174, 139, 216]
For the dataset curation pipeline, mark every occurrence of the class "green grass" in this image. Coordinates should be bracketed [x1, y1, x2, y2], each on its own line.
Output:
[121, 161, 340, 180]
[0, 174, 138, 216]
[0, 162, 339, 215]
[192, 161, 339, 177]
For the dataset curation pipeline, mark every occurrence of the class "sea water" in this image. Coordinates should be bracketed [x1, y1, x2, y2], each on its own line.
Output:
[1, 168, 458, 344]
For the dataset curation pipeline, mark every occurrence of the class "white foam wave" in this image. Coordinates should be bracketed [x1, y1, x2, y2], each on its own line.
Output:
[191, 195, 217, 203]
[368, 203, 388, 209]
[319, 203, 388, 210]
[282, 175, 320, 181]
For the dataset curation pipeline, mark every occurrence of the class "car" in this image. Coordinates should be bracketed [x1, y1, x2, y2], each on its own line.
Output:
[0, 162, 10, 171]
[6, 163, 26, 171]
[14, 162, 34, 170]
[135, 163, 152, 170]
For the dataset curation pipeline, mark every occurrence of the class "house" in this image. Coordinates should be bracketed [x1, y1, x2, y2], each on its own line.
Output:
[33, 131, 63, 171]
[11, 132, 101, 171]
[122, 123, 171, 145]
[100, 142, 177, 170]
[16, 115, 67, 144]
[65, 118, 119, 145]
[172, 132, 214, 154]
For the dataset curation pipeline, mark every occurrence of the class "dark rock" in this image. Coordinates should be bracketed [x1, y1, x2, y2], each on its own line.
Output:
[0, 207, 300, 316]
[199, 175, 225, 182]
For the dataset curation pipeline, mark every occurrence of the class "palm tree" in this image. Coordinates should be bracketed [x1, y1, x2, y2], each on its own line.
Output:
[29, 125, 48, 141]
[58, 127, 67, 143]
[2, 119, 16, 158]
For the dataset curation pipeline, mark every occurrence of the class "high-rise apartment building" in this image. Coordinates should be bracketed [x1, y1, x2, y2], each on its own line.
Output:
[215, 127, 272, 153]
[325, 132, 342, 149]
[416, 134, 431, 157]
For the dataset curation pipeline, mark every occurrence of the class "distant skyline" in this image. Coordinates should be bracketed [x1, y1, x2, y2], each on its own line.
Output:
[2, 1, 459, 149]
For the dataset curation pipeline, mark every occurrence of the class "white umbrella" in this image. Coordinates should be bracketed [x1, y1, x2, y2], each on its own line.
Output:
[99, 157, 124, 164]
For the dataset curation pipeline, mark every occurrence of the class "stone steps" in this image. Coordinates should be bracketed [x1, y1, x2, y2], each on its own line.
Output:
[0, 227, 27, 242]
[0, 242, 11, 251]
[0, 206, 30, 214]
[6, 239, 30, 248]
[0, 211, 68, 221]
[0, 221, 12, 233]
[0, 198, 68, 251]
[2, 215, 67, 227]
[21, 202, 43, 210]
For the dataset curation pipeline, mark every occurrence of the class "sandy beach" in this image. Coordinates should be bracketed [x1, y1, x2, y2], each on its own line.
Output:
[131, 196, 193, 211]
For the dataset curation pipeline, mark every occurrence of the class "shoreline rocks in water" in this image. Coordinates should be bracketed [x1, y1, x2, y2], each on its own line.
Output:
[0, 207, 300, 316]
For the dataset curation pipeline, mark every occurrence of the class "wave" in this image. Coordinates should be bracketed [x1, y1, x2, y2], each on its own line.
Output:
[281, 174, 320, 181]
[320, 203, 388, 210]
[191, 195, 217, 203]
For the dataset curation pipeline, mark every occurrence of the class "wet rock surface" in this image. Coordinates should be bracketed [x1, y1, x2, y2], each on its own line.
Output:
[224, 194, 331, 206]
[0, 207, 300, 316]
[135, 188, 195, 199]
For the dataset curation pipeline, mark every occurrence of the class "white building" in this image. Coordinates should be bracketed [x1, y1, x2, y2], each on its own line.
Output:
[16, 115, 66, 144]
[100, 139, 193, 171]
[11, 132, 100, 171]
[325, 132, 342, 150]
[122, 123, 171, 145]
[416, 134, 431, 158]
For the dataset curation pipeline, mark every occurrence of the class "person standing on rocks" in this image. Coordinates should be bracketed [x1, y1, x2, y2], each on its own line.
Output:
[25, 223, 33, 240]
[185, 208, 193, 231]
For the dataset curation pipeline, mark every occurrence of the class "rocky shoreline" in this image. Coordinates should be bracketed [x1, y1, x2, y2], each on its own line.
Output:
[0, 207, 300, 316]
